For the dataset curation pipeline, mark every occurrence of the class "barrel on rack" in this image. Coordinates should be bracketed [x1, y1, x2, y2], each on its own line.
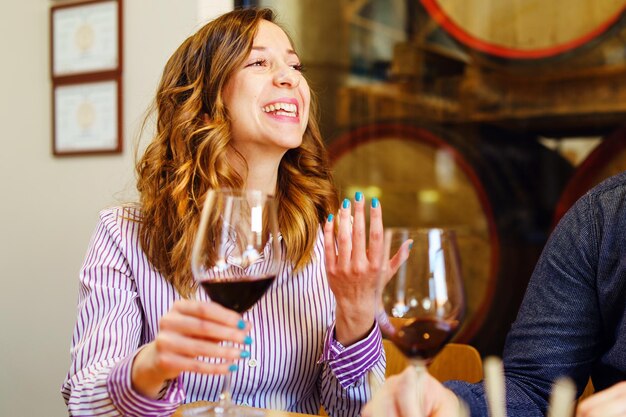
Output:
[328, 122, 573, 355]
[554, 125, 626, 225]
[420, 0, 626, 63]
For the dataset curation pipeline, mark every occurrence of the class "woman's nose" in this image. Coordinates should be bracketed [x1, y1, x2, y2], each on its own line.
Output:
[274, 66, 299, 87]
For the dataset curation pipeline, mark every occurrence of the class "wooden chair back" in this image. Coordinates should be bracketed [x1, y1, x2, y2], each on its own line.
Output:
[579, 378, 595, 402]
[383, 339, 484, 383]
[386, 338, 595, 405]
[320, 340, 483, 416]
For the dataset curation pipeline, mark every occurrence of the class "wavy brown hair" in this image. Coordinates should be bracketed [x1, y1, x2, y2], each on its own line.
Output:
[135, 8, 338, 296]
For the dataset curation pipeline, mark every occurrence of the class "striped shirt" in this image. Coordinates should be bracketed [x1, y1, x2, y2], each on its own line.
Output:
[61, 206, 385, 417]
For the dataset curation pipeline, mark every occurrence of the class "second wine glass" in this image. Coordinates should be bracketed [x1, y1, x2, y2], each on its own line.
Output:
[190, 189, 282, 417]
[378, 227, 465, 375]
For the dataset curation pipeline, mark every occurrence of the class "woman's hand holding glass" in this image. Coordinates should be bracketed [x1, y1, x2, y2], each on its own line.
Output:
[132, 189, 280, 406]
[131, 300, 250, 399]
[183, 189, 280, 417]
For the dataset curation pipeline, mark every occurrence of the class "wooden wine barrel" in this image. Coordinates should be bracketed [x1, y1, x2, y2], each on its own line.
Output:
[328, 123, 573, 355]
[420, 0, 626, 61]
[554, 125, 626, 225]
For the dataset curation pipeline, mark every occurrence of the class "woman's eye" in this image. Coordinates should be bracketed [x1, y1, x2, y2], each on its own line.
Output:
[291, 63, 305, 72]
[246, 59, 267, 67]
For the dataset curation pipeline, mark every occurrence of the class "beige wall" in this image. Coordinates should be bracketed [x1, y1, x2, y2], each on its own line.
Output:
[0, 1, 230, 415]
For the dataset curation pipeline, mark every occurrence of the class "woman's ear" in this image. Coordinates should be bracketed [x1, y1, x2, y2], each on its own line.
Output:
[203, 113, 211, 124]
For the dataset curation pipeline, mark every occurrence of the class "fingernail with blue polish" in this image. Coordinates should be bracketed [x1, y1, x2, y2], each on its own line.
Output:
[229, 364, 238, 372]
[327, 213, 334, 222]
[355, 191, 363, 202]
[237, 319, 246, 330]
[240, 350, 250, 359]
[409, 242, 413, 250]
[342, 198, 350, 209]
[371, 197, 379, 208]
[244, 336, 253, 345]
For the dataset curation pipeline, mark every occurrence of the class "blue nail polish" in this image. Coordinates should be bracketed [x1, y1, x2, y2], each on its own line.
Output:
[371, 197, 379, 208]
[240, 350, 250, 359]
[409, 242, 413, 250]
[342, 198, 350, 209]
[244, 336, 253, 345]
[355, 191, 363, 202]
[229, 364, 238, 372]
[237, 319, 246, 330]
[327, 213, 334, 222]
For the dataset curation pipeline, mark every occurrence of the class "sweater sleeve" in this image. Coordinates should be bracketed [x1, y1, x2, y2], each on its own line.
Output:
[447, 191, 602, 417]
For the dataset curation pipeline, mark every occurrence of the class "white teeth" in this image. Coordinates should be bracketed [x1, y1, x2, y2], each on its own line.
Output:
[262, 102, 298, 115]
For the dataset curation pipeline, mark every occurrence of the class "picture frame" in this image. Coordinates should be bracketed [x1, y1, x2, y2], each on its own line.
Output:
[50, 0, 122, 80]
[52, 76, 122, 156]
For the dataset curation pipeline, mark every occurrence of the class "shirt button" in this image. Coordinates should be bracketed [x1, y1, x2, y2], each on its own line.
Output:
[248, 358, 258, 368]
[353, 379, 362, 387]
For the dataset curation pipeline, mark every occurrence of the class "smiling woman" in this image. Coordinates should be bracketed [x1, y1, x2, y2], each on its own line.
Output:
[61, 7, 388, 417]
[222, 19, 311, 178]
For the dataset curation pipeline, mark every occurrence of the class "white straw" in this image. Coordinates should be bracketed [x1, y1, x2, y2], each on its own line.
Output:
[547, 377, 576, 417]
[484, 356, 507, 417]
[367, 369, 383, 397]
[458, 398, 471, 417]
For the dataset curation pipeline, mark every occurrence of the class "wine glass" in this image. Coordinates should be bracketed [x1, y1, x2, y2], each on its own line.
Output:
[190, 189, 282, 417]
[378, 227, 465, 383]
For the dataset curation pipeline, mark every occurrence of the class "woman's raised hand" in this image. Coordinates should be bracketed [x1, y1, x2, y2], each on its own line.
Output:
[323, 192, 382, 345]
[323, 192, 410, 345]
[323, 192, 413, 345]
[131, 299, 251, 399]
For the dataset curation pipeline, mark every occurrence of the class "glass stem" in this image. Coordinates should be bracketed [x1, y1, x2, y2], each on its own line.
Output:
[218, 373, 232, 406]
[215, 341, 234, 415]
[410, 359, 427, 414]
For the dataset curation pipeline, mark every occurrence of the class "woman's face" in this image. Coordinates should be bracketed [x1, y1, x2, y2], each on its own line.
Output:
[222, 20, 310, 160]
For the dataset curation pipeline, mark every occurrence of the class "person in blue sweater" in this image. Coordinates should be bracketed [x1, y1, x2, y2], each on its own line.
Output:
[364, 171, 626, 417]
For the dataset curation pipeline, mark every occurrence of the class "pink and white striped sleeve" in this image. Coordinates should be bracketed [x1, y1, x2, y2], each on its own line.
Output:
[318, 321, 386, 417]
[61, 210, 184, 416]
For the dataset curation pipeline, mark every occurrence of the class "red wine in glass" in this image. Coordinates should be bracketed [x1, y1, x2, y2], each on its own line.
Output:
[190, 189, 281, 417]
[200, 275, 276, 313]
[387, 317, 461, 361]
[379, 227, 465, 372]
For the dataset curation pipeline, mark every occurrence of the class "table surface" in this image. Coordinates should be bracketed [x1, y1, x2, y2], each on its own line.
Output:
[173, 401, 319, 417]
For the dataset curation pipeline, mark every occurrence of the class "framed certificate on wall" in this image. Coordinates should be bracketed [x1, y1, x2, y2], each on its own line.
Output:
[50, 0, 123, 156]
[52, 78, 122, 155]
[50, 0, 122, 80]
